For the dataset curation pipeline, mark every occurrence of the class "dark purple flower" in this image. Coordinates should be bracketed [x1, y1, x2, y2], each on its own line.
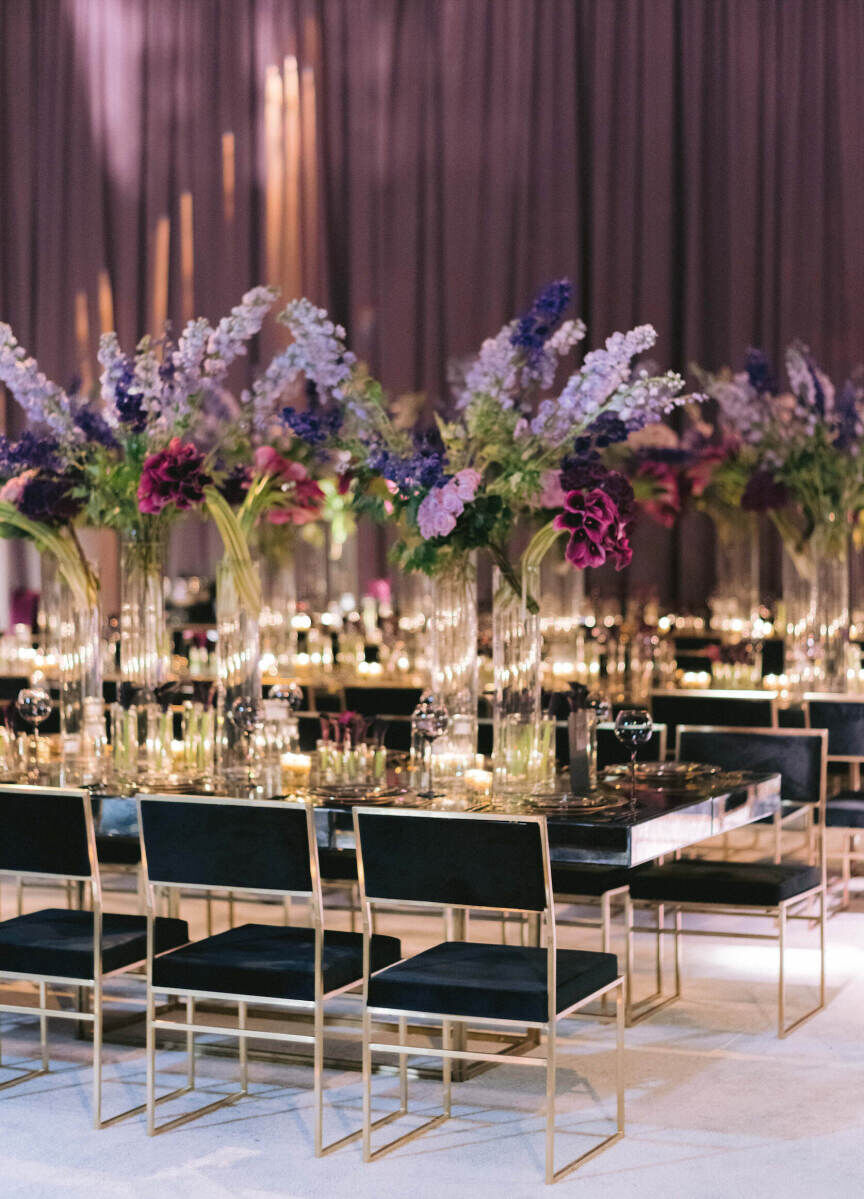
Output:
[73, 405, 118, 449]
[281, 405, 343, 446]
[553, 488, 619, 569]
[573, 412, 630, 455]
[17, 474, 83, 525]
[138, 437, 211, 515]
[510, 278, 573, 367]
[744, 348, 778, 397]
[367, 428, 449, 492]
[741, 469, 789, 512]
[217, 463, 252, 506]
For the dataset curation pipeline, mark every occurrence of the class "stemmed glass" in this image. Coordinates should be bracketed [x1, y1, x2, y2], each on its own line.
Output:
[16, 687, 54, 782]
[230, 696, 264, 786]
[411, 692, 449, 797]
[614, 708, 653, 801]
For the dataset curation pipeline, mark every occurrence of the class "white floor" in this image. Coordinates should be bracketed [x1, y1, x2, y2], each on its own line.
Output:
[1, 869, 863, 1199]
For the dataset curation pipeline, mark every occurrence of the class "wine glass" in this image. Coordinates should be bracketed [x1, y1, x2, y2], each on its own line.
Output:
[614, 708, 653, 801]
[411, 692, 449, 797]
[269, 681, 304, 710]
[230, 696, 264, 784]
[16, 687, 54, 781]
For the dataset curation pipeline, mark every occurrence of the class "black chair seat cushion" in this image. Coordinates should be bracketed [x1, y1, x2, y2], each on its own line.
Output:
[152, 923, 401, 1000]
[318, 847, 358, 881]
[551, 862, 632, 897]
[826, 794, 864, 829]
[367, 941, 618, 1023]
[0, 909, 189, 981]
[629, 859, 822, 906]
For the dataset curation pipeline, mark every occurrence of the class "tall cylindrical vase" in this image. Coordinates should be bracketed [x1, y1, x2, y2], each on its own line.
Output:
[710, 515, 760, 637]
[59, 581, 105, 775]
[260, 551, 297, 673]
[216, 555, 262, 774]
[427, 555, 479, 784]
[118, 528, 170, 779]
[119, 529, 169, 696]
[492, 563, 543, 794]
[781, 542, 850, 693]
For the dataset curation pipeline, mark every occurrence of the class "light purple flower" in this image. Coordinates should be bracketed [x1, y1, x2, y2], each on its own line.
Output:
[0, 323, 77, 438]
[417, 489, 459, 539]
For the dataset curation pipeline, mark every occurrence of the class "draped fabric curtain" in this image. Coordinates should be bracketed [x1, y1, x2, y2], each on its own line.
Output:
[1, 0, 863, 606]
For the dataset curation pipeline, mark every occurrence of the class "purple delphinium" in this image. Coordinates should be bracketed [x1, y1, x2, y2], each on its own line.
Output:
[281, 404, 344, 446]
[744, 348, 778, 397]
[0, 431, 63, 474]
[572, 412, 630, 455]
[510, 278, 573, 368]
[367, 429, 448, 493]
[73, 405, 119, 449]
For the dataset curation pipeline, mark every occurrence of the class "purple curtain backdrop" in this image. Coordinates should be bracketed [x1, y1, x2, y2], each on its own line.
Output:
[1, 0, 863, 607]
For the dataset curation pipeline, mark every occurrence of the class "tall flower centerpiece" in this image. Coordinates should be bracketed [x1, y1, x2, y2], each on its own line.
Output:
[0, 329, 105, 767]
[275, 283, 695, 791]
[695, 346, 864, 690]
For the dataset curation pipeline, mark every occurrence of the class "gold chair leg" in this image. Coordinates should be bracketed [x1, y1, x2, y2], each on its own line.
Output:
[545, 1020, 556, 1185]
[238, 1001, 248, 1093]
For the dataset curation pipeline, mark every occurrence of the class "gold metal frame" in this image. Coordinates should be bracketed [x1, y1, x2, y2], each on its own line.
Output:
[138, 791, 392, 1155]
[627, 727, 828, 1036]
[352, 805, 625, 1184]
[803, 694, 864, 909]
[0, 782, 163, 1127]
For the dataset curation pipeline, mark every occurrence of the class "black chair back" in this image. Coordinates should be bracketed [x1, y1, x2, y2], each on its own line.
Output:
[354, 809, 549, 912]
[652, 690, 778, 746]
[343, 686, 423, 717]
[804, 696, 864, 759]
[0, 785, 92, 878]
[0, 674, 31, 701]
[677, 727, 826, 806]
[138, 796, 315, 895]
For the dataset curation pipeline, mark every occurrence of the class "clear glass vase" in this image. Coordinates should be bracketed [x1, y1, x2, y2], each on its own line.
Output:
[710, 515, 760, 637]
[119, 528, 169, 697]
[427, 555, 478, 787]
[58, 582, 105, 775]
[781, 541, 850, 693]
[492, 563, 544, 794]
[216, 555, 263, 775]
[259, 551, 297, 674]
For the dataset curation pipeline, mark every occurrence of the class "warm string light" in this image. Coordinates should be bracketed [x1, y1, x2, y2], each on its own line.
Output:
[151, 214, 171, 337]
[264, 64, 284, 287]
[74, 290, 93, 391]
[179, 191, 195, 322]
[97, 269, 114, 334]
[283, 55, 302, 299]
[221, 131, 236, 226]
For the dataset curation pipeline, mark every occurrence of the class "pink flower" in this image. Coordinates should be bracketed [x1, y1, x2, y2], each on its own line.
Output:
[607, 521, 633, 570]
[254, 445, 307, 482]
[266, 476, 325, 525]
[537, 469, 566, 510]
[636, 461, 680, 527]
[417, 489, 459, 539]
[138, 438, 210, 515]
[450, 468, 482, 502]
[0, 469, 37, 506]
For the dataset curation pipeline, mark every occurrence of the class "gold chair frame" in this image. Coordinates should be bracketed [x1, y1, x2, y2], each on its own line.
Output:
[139, 792, 397, 1154]
[0, 783, 166, 1127]
[804, 693, 864, 910]
[625, 726, 828, 1037]
[353, 806, 625, 1185]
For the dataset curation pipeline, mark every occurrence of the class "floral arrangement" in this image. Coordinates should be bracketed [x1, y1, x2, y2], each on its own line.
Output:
[272, 282, 695, 607]
[692, 345, 864, 567]
[0, 289, 337, 615]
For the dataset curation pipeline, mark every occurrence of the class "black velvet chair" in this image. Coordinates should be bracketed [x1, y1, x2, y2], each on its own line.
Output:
[353, 807, 624, 1184]
[650, 689, 778, 751]
[138, 793, 401, 1150]
[343, 686, 424, 717]
[804, 694, 864, 907]
[0, 784, 188, 1126]
[624, 727, 827, 1037]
